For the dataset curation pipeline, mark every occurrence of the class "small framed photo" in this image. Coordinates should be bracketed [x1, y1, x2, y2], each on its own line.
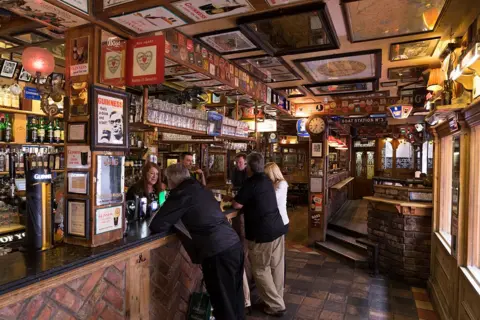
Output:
[67, 122, 88, 143]
[0, 60, 18, 78]
[196, 28, 258, 55]
[67, 172, 89, 195]
[51, 72, 64, 85]
[389, 37, 440, 61]
[65, 199, 89, 239]
[312, 142, 323, 157]
[381, 81, 397, 87]
[18, 66, 32, 82]
[91, 86, 129, 151]
[329, 153, 338, 162]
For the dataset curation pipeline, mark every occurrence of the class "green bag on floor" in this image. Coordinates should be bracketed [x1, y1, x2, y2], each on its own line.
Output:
[187, 283, 212, 320]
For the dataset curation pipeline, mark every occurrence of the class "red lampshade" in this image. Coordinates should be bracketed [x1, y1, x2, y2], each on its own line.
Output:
[22, 47, 55, 76]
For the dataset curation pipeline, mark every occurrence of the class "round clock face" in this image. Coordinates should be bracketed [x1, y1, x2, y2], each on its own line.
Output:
[307, 117, 325, 135]
[270, 133, 277, 139]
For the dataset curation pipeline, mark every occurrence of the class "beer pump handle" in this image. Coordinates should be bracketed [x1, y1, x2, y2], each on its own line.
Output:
[8, 152, 16, 199]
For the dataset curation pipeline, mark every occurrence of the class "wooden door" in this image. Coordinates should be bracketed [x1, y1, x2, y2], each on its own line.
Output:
[353, 149, 375, 199]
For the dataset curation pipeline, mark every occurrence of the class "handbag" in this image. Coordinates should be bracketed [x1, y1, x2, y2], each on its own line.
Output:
[187, 279, 212, 320]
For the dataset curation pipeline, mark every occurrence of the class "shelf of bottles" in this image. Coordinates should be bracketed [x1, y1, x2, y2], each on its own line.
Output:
[26, 116, 64, 145]
[0, 146, 65, 174]
[125, 157, 146, 190]
[0, 85, 21, 110]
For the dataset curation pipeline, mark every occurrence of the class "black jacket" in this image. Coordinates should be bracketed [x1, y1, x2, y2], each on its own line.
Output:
[234, 173, 288, 243]
[231, 168, 248, 189]
[149, 178, 239, 264]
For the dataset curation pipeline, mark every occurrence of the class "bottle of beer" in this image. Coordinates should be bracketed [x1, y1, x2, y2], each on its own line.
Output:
[0, 115, 6, 142]
[60, 121, 64, 143]
[38, 118, 46, 143]
[30, 118, 38, 143]
[4, 114, 12, 143]
[53, 119, 61, 143]
[47, 120, 54, 143]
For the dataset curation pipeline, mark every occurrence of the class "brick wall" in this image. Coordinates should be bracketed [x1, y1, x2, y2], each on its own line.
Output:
[367, 203, 432, 286]
[0, 262, 127, 320]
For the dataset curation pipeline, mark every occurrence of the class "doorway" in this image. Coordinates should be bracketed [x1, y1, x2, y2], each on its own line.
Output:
[352, 140, 376, 199]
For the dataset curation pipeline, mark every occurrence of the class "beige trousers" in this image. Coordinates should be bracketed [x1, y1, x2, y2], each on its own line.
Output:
[247, 235, 285, 312]
[243, 269, 251, 307]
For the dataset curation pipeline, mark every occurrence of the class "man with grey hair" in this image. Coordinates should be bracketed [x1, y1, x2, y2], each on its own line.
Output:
[149, 163, 245, 320]
[232, 152, 288, 317]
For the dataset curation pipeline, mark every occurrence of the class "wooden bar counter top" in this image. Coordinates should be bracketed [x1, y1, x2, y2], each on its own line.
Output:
[0, 209, 240, 319]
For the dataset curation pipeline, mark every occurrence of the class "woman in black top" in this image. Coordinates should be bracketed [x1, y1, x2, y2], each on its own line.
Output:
[126, 162, 166, 204]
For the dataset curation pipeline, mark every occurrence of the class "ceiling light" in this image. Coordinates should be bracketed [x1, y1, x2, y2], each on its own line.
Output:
[427, 68, 445, 92]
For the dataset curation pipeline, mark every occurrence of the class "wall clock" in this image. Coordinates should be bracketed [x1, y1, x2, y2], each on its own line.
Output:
[306, 116, 326, 135]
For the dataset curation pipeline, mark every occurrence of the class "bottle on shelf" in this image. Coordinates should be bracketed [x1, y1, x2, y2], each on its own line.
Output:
[53, 119, 61, 143]
[28, 117, 38, 143]
[0, 115, 5, 142]
[60, 121, 64, 143]
[2, 86, 11, 108]
[38, 118, 46, 143]
[0, 149, 5, 172]
[47, 120, 54, 143]
[4, 114, 12, 143]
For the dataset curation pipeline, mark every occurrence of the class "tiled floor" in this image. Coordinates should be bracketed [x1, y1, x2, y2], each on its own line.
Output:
[245, 206, 439, 320]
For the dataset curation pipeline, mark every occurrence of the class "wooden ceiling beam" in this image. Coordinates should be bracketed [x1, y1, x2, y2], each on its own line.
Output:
[0, 17, 41, 37]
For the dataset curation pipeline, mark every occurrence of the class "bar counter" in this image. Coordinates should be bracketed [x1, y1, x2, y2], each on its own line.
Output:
[0, 209, 239, 319]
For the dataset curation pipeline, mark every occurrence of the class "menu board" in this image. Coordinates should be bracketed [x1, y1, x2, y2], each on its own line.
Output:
[96, 155, 125, 205]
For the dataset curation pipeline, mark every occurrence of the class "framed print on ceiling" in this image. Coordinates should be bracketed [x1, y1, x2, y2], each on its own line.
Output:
[91, 86, 129, 151]
[389, 37, 440, 61]
[276, 87, 306, 98]
[294, 50, 381, 83]
[238, 2, 339, 56]
[12, 31, 50, 44]
[341, 0, 448, 42]
[387, 65, 429, 80]
[232, 55, 301, 83]
[305, 80, 377, 96]
[196, 29, 258, 55]
[172, 0, 254, 22]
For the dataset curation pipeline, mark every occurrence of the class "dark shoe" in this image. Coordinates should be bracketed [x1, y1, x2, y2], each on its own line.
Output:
[263, 307, 286, 317]
[245, 306, 252, 315]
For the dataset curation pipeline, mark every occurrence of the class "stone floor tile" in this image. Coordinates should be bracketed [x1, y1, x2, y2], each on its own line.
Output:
[323, 300, 347, 313]
[417, 308, 439, 320]
[411, 287, 427, 294]
[285, 293, 306, 305]
[327, 293, 347, 303]
[346, 304, 369, 317]
[347, 296, 369, 308]
[308, 290, 329, 300]
[295, 305, 322, 320]
[318, 310, 345, 320]
[302, 297, 325, 309]
[390, 288, 413, 299]
[412, 292, 429, 302]
[369, 309, 393, 320]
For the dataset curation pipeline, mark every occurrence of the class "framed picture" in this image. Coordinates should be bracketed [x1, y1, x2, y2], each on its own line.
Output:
[387, 65, 429, 80]
[11, 31, 50, 44]
[67, 122, 88, 143]
[1, 53, 11, 60]
[59, 0, 89, 14]
[95, 205, 123, 234]
[67, 172, 89, 195]
[305, 80, 376, 96]
[11, 52, 22, 63]
[276, 87, 306, 98]
[172, 0, 253, 22]
[191, 79, 223, 87]
[96, 155, 125, 206]
[51, 72, 64, 85]
[37, 27, 65, 39]
[110, 6, 186, 34]
[175, 72, 211, 82]
[341, 0, 448, 42]
[196, 29, 257, 55]
[232, 55, 301, 83]
[390, 37, 440, 61]
[69, 82, 89, 118]
[381, 81, 397, 87]
[0, 60, 18, 78]
[91, 86, 129, 150]
[329, 153, 338, 162]
[66, 145, 91, 169]
[65, 199, 89, 238]
[238, 2, 339, 56]
[294, 50, 381, 83]
[18, 67, 32, 82]
[165, 65, 195, 76]
[312, 142, 323, 157]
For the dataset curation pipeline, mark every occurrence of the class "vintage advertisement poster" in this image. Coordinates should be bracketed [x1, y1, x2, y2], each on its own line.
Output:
[111, 6, 185, 33]
[97, 94, 125, 145]
[9, 0, 88, 30]
[126, 35, 165, 86]
[96, 155, 125, 206]
[66, 146, 91, 169]
[310, 193, 323, 228]
[104, 0, 134, 9]
[100, 36, 127, 86]
[70, 36, 89, 77]
[173, 0, 253, 22]
[96, 205, 123, 234]
[67, 200, 86, 237]
[59, 0, 89, 13]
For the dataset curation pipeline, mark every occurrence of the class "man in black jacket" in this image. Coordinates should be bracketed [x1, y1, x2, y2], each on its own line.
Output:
[149, 163, 244, 320]
[232, 152, 288, 317]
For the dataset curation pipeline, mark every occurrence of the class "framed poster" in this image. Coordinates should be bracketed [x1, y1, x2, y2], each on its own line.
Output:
[294, 50, 381, 83]
[103, 0, 134, 9]
[69, 82, 89, 118]
[67, 146, 91, 169]
[387, 65, 429, 80]
[66, 199, 89, 238]
[126, 35, 165, 86]
[59, 0, 89, 14]
[172, 0, 253, 22]
[111, 6, 185, 33]
[312, 142, 322, 157]
[91, 86, 129, 150]
[11, 32, 50, 44]
[67, 172, 89, 195]
[305, 80, 376, 96]
[0, 60, 18, 79]
[100, 33, 126, 87]
[70, 36, 89, 77]
[95, 205, 123, 234]
[196, 29, 257, 55]
[96, 155, 125, 206]
[67, 122, 88, 143]
[390, 37, 440, 61]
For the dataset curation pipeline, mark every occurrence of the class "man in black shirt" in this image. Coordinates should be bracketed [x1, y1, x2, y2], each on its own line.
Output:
[150, 163, 244, 320]
[231, 153, 248, 190]
[232, 152, 287, 317]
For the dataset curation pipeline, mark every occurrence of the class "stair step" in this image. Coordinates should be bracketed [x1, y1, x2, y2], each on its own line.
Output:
[315, 240, 369, 268]
[328, 223, 368, 239]
[326, 229, 368, 252]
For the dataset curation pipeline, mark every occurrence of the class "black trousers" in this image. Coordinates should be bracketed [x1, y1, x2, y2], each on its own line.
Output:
[202, 242, 245, 320]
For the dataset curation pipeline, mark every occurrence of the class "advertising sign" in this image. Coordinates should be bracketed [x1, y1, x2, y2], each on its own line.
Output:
[173, 0, 253, 22]
[296, 118, 310, 137]
[66, 146, 91, 169]
[111, 6, 185, 33]
[95, 205, 123, 234]
[340, 117, 387, 125]
[96, 155, 125, 206]
[126, 35, 165, 86]
[70, 36, 89, 77]
[100, 36, 126, 87]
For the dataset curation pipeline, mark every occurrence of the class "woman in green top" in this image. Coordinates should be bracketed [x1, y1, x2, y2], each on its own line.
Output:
[126, 162, 166, 205]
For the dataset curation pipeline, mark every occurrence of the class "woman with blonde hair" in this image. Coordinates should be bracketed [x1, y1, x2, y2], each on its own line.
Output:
[265, 162, 289, 228]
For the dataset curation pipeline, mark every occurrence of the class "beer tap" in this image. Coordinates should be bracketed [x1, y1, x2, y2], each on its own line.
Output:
[8, 150, 16, 201]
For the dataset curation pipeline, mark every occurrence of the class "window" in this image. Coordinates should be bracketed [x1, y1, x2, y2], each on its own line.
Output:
[468, 127, 480, 272]
[439, 136, 453, 244]
[383, 140, 393, 169]
[396, 140, 413, 169]
[421, 140, 434, 174]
